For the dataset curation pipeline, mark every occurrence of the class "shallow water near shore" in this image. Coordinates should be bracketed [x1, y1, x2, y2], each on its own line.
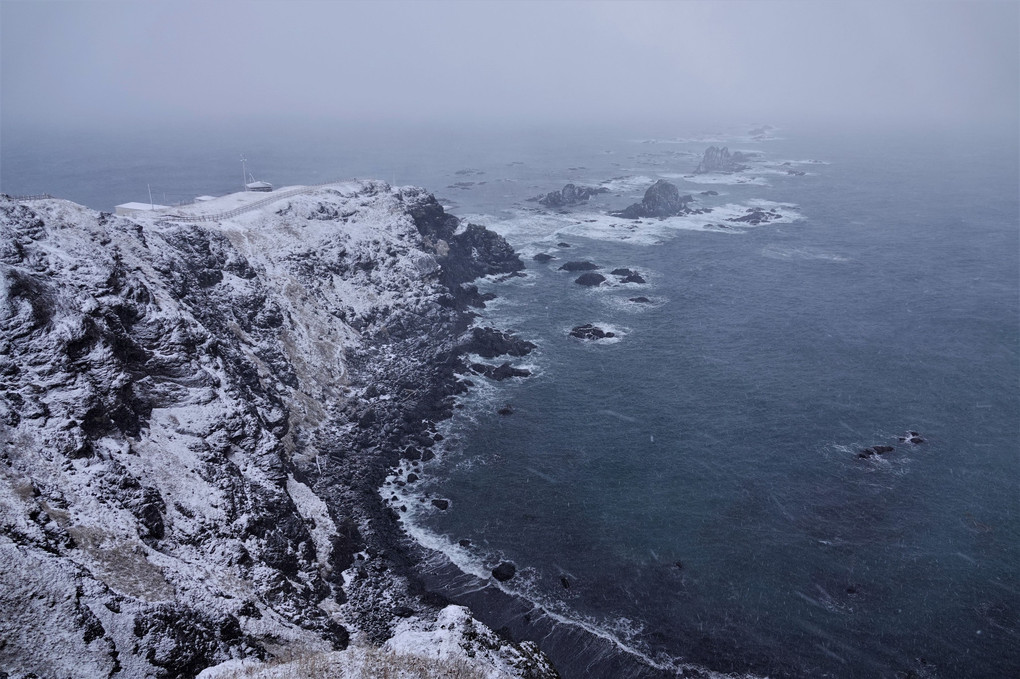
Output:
[6, 120, 1018, 677]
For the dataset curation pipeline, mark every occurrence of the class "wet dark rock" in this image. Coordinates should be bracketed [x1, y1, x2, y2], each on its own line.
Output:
[611, 180, 693, 219]
[694, 146, 752, 174]
[532, 253, 554, 262]
[570, 324, 615, 340]
[497, 405, 514, 416]
[491, 562, 517, 582]
[557, 242, 571, 248]
[610, 268, 635, 276]
[459, 539, 472, 547]
[431, 499, 450, 510]
[629, 296, 652, 304]
[621, 273, 646, 284]
[700, 190, 719, 196]
[558, 261, 600, 272]
[533, 183, 608, 208]
[574, 273, 606, 287]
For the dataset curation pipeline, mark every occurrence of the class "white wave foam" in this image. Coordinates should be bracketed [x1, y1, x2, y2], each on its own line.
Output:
[598, 175, 656, 193]
[463, 200, 801, 249]
[760, 246, 850, 262]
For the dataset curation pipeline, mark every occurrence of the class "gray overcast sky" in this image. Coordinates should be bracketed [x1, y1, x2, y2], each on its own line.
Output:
[2, 0, 1017, 129]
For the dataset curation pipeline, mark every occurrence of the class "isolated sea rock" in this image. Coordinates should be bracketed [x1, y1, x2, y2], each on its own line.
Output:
[570, 324, 615, 340]
[574, 272, 606, 287]
[559, 260, 600, 272]
[694, 146, 753, 174]
[532, 253, 554, 262]
[629, 296, 652, 304]
[611, 180, 693, 219]
[533, 183, 608, 208]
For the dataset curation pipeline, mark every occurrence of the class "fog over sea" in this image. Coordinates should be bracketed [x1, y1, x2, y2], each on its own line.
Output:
[4, 120, 1018, 678]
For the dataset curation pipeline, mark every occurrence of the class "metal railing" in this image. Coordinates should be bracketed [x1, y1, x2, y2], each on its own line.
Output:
[161, 180, 349, 223]
[6, 194, 54, 201]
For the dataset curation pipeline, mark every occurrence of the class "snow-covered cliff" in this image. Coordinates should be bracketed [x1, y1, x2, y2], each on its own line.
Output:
[0, 183, 554, 678]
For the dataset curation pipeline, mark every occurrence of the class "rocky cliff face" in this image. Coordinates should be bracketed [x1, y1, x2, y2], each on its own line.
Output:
[0, 183, 552, 678]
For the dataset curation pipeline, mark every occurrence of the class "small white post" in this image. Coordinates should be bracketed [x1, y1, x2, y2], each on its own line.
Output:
[148, 184, 153, 209]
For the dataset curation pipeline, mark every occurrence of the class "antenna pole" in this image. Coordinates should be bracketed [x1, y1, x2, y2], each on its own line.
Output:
[241, 155, 248, 192]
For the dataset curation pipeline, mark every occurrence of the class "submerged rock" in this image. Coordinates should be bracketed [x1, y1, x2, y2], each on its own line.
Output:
[858, 445, 895, 459]
[559, 261, 600, 272]
[628, 296, 652, 304]
[728, 207, 781, 225]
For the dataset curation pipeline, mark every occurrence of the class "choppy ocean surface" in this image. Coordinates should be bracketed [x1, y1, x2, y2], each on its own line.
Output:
[4, 120, 1018, 678]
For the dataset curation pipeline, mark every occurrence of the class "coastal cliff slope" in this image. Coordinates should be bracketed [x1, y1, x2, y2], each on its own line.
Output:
[0, 183, 555, 679]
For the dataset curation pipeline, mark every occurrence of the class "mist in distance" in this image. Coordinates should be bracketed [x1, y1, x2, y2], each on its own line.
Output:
[2, 0, 1018, 135]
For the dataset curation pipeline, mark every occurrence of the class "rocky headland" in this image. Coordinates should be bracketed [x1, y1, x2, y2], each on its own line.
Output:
[0, 184, 561, 678]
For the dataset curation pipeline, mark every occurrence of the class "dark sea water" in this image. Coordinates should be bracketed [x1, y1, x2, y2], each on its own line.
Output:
[4, 120, 1018, 678]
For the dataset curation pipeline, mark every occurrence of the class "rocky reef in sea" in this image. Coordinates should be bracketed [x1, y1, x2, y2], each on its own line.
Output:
[0, 183, 557, 678]
[694, 146, 753, 174]
[611, 179, 695, 219]
[531, 183, 608, 209]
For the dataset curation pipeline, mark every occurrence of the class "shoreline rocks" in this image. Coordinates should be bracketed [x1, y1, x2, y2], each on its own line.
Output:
[531, 183, 608, 208]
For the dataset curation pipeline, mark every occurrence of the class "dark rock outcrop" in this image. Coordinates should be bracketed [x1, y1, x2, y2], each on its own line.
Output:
[533, 183, 608, 208]
[611, 180, 693, 220]
[491, 562, 517, 582]
[532, 253, 554, 262]
[460, 327, 536, 359]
